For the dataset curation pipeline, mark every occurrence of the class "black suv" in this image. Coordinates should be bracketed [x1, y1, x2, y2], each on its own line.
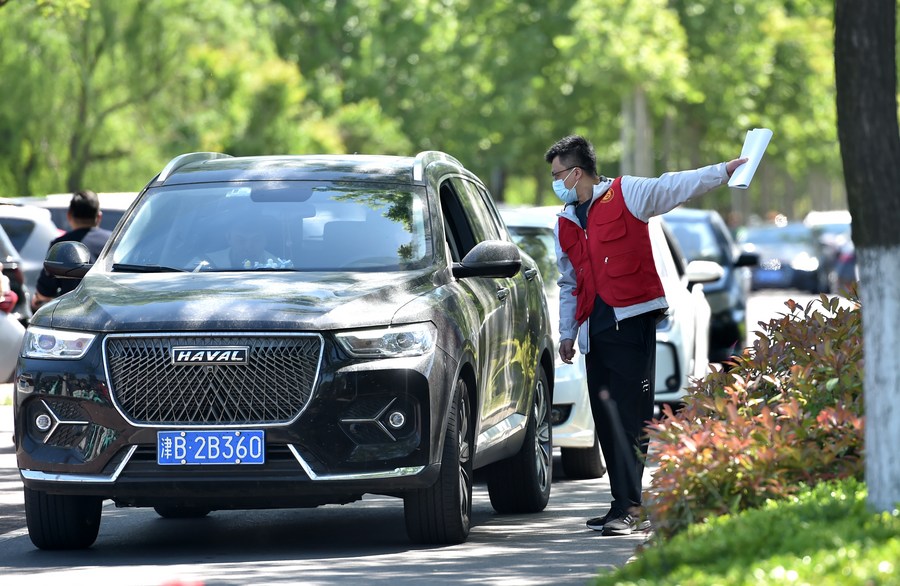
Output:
[14, 151, 554, 549]
[663, 207, 758, 363]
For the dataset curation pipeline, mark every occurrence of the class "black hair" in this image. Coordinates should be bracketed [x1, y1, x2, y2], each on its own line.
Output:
[68, 190, 101, 221]
[544, 135, 598, 177]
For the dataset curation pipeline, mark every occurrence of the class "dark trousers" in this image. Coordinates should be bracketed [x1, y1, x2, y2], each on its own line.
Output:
[585, 312, 656, 512]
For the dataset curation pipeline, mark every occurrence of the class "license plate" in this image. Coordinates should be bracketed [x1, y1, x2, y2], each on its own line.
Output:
[157, 430, 265, 465]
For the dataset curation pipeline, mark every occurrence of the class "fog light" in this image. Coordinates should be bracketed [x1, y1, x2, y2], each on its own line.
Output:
[550, 404, 572, 426]
[387, 411, 406, 429]
[665, 375, 680, 391]
[35, 413, 52, 432]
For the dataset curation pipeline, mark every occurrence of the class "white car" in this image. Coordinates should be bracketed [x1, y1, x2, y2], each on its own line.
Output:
[500, 206, 720, 475]
[1, 191, 139, 233]
[0, 273, 25, 382]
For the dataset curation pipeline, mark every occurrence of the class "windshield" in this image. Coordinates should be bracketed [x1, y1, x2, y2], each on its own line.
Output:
[109, 182, 432, 272]
[665, 219, 725, 264]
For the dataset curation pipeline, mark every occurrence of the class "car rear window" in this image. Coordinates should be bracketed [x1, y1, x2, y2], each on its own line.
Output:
[0, 218, 35, 252]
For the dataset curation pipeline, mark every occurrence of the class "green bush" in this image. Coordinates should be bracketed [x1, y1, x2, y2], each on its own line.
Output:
[595, 478, 900, 586]
[645, 293, 864, 538]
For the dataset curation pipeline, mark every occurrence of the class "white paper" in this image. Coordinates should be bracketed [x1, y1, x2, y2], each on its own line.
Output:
[728, 128, 773, 189]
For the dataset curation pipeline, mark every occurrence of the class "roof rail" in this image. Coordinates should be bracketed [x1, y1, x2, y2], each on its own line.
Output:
[412, 151, 463, 182]
[156, 152, 232, 184]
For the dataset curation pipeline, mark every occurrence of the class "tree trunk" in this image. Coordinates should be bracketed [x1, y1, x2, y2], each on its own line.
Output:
[835, 0, 900, 513]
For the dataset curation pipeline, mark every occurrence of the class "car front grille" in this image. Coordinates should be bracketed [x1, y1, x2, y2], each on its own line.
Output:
[105, 333, 322, 426]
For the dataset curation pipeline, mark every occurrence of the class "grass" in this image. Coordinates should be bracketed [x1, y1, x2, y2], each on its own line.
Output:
[595, 478, 900, 586]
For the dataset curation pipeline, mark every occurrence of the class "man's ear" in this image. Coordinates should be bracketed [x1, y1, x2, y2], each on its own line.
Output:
[95, 210, 103, 227]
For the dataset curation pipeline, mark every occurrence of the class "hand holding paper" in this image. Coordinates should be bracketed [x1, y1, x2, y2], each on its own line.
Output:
[728, 128, 773, 189]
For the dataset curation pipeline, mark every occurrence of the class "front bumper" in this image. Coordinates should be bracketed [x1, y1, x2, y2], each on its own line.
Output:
[15, 333, 452, 506]
[550, 359, 594, 449]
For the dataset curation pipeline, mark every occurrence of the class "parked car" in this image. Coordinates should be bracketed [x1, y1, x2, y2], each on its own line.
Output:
[500, 205, 605, 480]
[0, 222, 32, 325]
[653, 218, 722, 411]
[500, 206, 720, 422]
[2, 191, 139, 233]
[15, 150, 555, 550]
[662, 207, 758, 363]
[0, 273, 26, 382]
[737, 222, 830, 293]
[0, 202, 62, 293]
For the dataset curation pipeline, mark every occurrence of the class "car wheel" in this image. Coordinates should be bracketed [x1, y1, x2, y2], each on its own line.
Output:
[560, 432, 606, 479]
[403, 377, 472, 544]
[487, 367, 552, 513]
[24, 487, 102, 550]
[153, 505, 211, 519]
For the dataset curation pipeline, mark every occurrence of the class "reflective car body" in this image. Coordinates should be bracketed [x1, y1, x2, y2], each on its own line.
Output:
[662, 207, 758, 363]
[15, 151, 555, 549]
[737, 222, 830, 293]
[652, 218, 720, 408]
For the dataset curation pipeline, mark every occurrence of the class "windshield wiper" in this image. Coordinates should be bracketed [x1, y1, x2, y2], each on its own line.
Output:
[112, 263, 187, 273]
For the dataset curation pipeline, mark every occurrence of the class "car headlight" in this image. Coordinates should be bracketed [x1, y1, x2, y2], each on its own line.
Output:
[335, 323, 437, 358]
[22, 326, 97, 359]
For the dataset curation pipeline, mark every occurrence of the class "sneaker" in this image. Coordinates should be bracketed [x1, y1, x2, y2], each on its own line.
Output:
[601, 512, 636, 536]
[637, 518, 652, 532]
[585, 509, 617, 531]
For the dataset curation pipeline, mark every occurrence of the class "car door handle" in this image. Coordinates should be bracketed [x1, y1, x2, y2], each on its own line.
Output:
[496, 287, 510, 301]
[524, 269, 538, 281]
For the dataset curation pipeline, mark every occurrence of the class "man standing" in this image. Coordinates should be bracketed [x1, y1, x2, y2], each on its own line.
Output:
[32, 190, 112, 310]
[546, 135, 746, 536]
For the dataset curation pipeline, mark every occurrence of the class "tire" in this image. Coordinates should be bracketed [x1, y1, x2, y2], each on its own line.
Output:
[24, 487, 102, 550]
[153, 505, 211, 519]
[403, 378, 473, 544]
[560, 433, 606, 480]
[487, 368, 552, 514]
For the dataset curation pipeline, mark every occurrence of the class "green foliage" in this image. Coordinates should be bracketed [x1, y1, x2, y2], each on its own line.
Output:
[595, 477, 900, 586]
[0, 0, 849, 209]
[646, 293, 864, 539]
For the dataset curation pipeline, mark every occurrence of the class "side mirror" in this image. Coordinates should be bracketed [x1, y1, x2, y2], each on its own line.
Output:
[43, 241, 92, 279]
[734, 250, 759, 268]
[452, 240, 522, 279]
[685, 260, 724, 289]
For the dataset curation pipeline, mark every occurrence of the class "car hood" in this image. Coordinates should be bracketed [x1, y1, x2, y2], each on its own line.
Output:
[41, 270, 437, 332]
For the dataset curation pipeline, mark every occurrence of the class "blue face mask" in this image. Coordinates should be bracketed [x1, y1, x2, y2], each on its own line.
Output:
[552, 167, 578, 204]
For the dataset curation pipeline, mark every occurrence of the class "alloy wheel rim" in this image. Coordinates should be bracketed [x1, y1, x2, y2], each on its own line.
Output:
[532, 379, 552, 491]
[457, 383, 471, 522]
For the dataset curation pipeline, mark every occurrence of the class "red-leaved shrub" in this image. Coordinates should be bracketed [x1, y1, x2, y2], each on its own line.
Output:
[645, 291, 864, 538]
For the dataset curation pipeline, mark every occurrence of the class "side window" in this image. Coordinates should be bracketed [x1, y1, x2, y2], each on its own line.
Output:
[439, 182, 475, 262]
[471, 183, 509, 240]
[451, 177, 499, 241]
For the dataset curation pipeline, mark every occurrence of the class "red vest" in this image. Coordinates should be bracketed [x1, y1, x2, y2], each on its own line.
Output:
[557, 177, 665, 325]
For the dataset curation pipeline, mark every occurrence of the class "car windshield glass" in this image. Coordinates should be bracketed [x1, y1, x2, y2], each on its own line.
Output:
[665, 220, 725, 264]
[739, 225, 813, 245]
[0, 217, 35, 252]
[109, 182, 432, 272]
[506, 226, 558, 295]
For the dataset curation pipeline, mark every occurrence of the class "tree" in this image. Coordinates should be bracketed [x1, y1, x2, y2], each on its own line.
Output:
[834, 0, 900, 512]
